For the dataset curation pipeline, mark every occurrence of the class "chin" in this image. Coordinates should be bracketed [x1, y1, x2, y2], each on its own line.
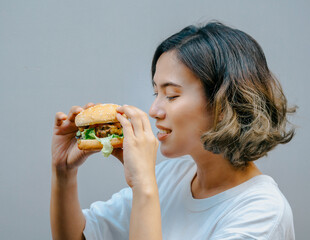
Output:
[160, 144, 185, 159]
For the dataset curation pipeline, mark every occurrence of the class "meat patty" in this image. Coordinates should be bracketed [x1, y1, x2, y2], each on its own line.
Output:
[95, 124, 123, 138]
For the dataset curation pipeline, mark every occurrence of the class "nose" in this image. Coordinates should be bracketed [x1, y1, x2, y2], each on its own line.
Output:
[149, 98, 166, 120]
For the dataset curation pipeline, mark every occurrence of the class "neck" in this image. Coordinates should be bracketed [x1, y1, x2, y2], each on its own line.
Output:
[190, 150, 262, 199]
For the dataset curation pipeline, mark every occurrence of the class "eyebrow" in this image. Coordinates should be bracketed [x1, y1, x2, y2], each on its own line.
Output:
[153, 81, 182, 89]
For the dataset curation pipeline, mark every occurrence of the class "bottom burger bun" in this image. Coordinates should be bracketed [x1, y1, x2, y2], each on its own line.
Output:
[77, 138, 123, 150]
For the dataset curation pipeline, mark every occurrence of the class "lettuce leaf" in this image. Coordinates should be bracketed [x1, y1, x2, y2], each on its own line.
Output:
[78, 128, 121, 157]
[110, 133, 123, 138]
[83, 128, 96, 139]
[94, 136, 114, 157]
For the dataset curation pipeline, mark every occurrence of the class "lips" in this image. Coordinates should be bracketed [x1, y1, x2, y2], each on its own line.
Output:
[156, 125, 172, 141]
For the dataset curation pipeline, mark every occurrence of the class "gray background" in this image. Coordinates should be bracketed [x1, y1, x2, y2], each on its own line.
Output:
[0, 0, 309, 239]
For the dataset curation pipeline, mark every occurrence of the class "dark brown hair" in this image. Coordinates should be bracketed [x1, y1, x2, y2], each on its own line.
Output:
[151, 21, 296, 168]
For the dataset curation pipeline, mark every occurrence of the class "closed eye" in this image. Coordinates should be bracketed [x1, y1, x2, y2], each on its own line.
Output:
[153, 92, 179, 101]
[166, 96, 179, 101]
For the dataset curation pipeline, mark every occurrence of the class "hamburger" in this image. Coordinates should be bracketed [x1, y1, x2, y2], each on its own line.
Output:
[75, 103, 124, 157]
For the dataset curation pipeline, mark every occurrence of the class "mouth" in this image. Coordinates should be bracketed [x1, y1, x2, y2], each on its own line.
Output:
[157, 128, 172, 141]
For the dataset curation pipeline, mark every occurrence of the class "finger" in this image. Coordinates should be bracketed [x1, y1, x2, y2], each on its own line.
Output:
[54, 112, 67, 126]
[140, 112, 153, 134]
[117, 105, 144, 137]
[119, 106, 153, 134]
[116, 113, 134, 140]
[68, 106, 84, 123]
[83, 102, 95, 109]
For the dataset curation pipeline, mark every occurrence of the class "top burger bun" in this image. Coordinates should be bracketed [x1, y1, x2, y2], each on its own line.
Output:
[75, 103, 120, 127]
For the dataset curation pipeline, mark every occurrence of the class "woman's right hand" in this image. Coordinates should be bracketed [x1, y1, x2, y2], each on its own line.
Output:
[51, 103, 97, 175]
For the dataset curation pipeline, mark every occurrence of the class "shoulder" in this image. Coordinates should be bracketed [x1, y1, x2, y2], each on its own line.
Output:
[242, 175, 293, 222]
[213, 175, 295, 239]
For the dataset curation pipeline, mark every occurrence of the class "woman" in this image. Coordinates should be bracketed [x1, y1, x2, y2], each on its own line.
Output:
[51, 22, 296, 239]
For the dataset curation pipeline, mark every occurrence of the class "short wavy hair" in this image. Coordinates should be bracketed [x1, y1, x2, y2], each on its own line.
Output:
[151, 21, 296, 168]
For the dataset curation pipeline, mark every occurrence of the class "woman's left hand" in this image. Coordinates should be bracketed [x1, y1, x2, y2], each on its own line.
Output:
[116, 105, 159, 190]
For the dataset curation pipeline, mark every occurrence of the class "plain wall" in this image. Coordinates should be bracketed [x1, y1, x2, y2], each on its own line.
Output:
[0, 0, 309, 239]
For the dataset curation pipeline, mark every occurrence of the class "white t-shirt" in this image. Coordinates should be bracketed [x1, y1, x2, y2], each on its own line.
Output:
[82, 156, 295, 240]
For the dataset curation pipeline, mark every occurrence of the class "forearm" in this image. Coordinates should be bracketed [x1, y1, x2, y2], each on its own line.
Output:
[129, 180, 162, 240]
[50, 169, 85, 240]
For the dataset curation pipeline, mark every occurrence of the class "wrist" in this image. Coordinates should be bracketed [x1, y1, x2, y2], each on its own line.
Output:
[132, 177, 158, 197]
[52, 167, 78, 188]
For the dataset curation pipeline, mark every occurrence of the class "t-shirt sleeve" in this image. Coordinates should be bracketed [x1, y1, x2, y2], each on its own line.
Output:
[209, 191, 295, 240]
[82, 187, 132, 240]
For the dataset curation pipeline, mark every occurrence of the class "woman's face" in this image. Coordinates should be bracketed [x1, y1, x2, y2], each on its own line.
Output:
[149, 51, 214, 158]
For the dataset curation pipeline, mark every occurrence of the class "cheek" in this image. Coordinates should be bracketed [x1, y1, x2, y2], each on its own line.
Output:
[160, 96, 212, 157]
[174, 104, 212, 144]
